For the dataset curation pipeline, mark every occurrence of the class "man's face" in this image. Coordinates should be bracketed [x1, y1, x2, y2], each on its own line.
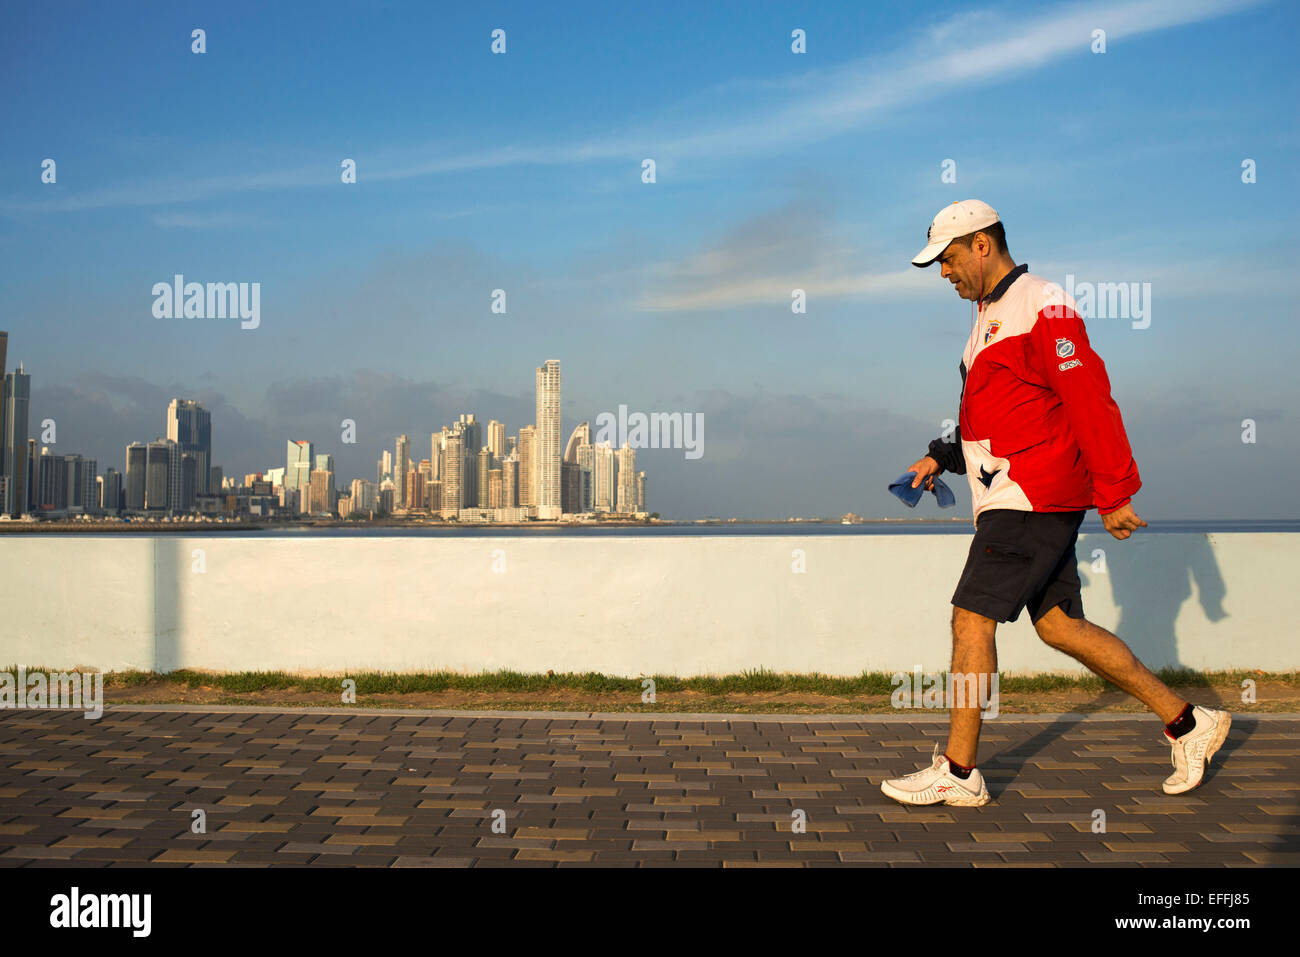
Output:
[937, 239, 982, 301]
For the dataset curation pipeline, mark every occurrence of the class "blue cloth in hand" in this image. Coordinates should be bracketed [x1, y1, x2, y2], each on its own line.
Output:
[888, 472, 956, 509]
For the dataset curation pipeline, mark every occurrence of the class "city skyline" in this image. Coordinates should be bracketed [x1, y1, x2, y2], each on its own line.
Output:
[0, 341, 653, 521]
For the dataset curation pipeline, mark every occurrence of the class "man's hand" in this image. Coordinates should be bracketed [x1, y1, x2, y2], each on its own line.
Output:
[906, 455, 941, 491]
[1101, 502, 1147, 540]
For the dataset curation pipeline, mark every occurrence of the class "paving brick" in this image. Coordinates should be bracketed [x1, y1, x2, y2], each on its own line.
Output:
[0, 709, 1293, 868]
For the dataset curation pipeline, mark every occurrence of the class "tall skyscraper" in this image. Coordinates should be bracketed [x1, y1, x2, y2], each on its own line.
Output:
[62, 453, 89, 512]
[0, 331, 7, 488]
[564, 422, 590, 464]
[125, 442, 147, 511]
[535, 360, 561, 519]
[309, 469, 333, 514]
[476, 446, 492, 508]
[487, 420, 506, 459]
[166, 440, 182, 511]
[592, 441, 615, 512]
[457, 415, 479, 508]
[517, 425, 536, 508]
[418, 459, 434, 510]
[394, 434, 409, 508]
[431, 429, 447, 480]
[81, 457, 99, 515]
[166, 399, 212, 494]
[145, 439, 173, 512]
[24, 438, 36, 515]
[99, 468, 122, 515]
[501, 453, 518, 507]
[616, 444, 637, 513]
[37, 449, 67, 512]
[440, 430, 463, 515]
[561, 461, 581, 514]
[565, 422, 592, 514]
[2, 363, 31, 517]
[179, 453, 197, 511]
[458, 415, 481, 456]
[286, 440, 313, 491]
[576, 443, 594, 512]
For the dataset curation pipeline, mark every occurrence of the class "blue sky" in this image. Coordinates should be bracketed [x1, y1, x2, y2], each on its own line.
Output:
[1, 0, 1297, 519]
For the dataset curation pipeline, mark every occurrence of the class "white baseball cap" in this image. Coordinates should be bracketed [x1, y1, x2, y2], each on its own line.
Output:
[911, 199, 1000, 267]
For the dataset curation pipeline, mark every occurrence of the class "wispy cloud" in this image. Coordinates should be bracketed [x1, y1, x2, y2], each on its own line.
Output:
[628, 198, 928, 312]
[151, 211, 261, 229]
[0, 0, 1266, 216]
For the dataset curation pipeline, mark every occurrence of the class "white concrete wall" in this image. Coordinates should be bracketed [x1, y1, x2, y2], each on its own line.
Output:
[0, 532, 1294, 675]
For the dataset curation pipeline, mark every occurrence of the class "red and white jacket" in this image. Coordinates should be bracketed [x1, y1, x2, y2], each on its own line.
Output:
[925, 264, 1141, 522]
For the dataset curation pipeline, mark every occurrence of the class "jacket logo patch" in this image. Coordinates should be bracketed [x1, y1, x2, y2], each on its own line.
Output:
[1058, 359, 1081, 371]
[1055, 338, 1075, 358]
[983, 319, 1001, 344]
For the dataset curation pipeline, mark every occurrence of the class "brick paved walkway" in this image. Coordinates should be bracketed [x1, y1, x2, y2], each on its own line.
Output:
[1, 707, 1295, 867]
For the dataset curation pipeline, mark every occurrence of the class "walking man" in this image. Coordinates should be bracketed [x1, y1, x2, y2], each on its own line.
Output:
[881, 200, 1231, 807]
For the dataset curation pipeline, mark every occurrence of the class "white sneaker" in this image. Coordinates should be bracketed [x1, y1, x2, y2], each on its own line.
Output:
[1162, 706, 1231, 795]
[881, 743, 990, 806]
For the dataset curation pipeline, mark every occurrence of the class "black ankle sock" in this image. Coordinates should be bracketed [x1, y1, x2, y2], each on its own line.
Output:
[945, 755, 974, 779]
[1166, 703, 1196, 738]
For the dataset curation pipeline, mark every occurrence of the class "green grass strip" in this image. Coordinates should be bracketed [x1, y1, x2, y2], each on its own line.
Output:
[0, 665, 1279, 695]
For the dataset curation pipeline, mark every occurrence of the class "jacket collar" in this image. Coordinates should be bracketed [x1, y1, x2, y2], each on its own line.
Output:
[981, 262, 1027, 305]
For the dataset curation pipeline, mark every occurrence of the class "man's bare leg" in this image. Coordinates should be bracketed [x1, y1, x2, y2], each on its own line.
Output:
[946, 606, 998, 768]
[1033, 605, 1186, 723]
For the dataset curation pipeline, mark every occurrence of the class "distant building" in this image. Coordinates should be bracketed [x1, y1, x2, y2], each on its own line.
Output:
[309, 468, 334, 515]
[592, 442, 615, 512]
[99, 468, 122, 515]
[286, 440, 313, 492]
[166, 399, 212, 495]
[501, 453, 518, 507]
[564, 421, 590, 464]
[125, 442, 147, 511]
[394, 434, 409, 507]
[535, 360, 561, 519]
[561, 461, 581, 514]
[488, 467, 503, 508]
[2, 363, 31, 516]
[457, 416, 479, 507]
[145, 439, 173, 512]
[349, 478, 376, 515]
[180, 452, 198, 511]
[518, 425, 536, 508]
[440, 430, 463, 516]
[36, 448, 67, 512]
[616, 444, 637, 513]
[487, 419, 506, 459]
[477, 447, 493, 508]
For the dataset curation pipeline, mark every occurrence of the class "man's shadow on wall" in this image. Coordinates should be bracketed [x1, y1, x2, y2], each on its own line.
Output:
[989, 531, 1237, 793]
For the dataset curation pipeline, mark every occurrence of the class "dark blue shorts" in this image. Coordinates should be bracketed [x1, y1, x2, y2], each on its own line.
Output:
[951, 508, 1087, 623]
